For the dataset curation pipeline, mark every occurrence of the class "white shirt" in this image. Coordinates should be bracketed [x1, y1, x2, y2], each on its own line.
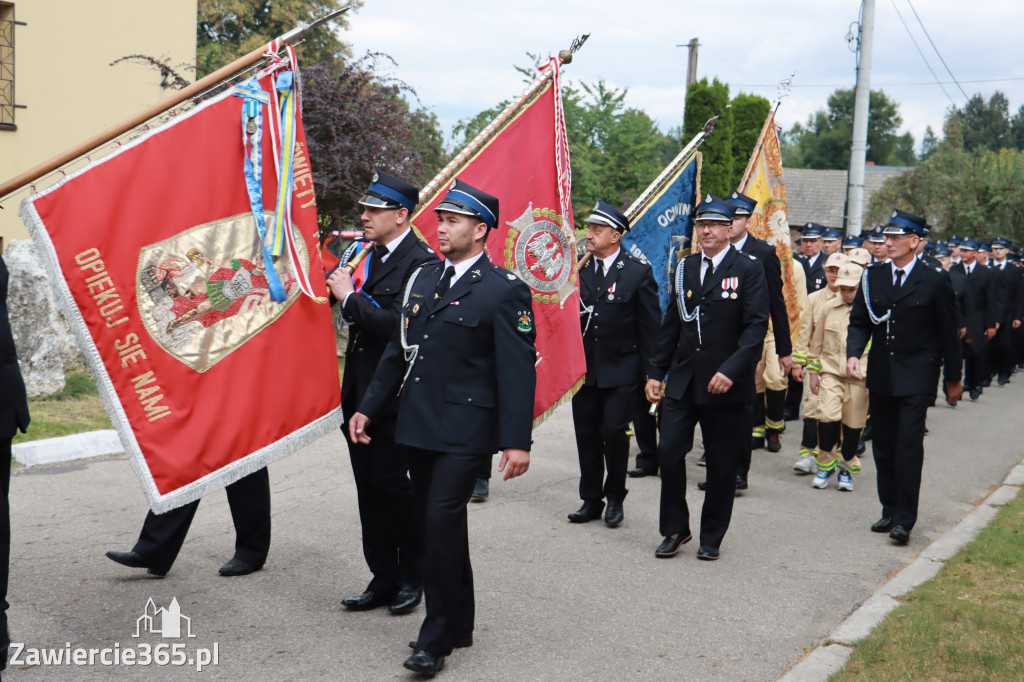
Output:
[891, 256, 917, 286]
[993, 259, 1007, 270]
[594, 248, 621, 277]
[732, 233, 749, 253]
[807, 252, 821, 268]
[446, 251, 486, 287]
[700, 244, 731, 282]
[964, 261, 976, 275]
[341, 228, 414, 309]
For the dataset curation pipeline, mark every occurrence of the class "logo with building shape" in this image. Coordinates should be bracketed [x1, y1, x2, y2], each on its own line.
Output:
[134, 597, 196, 639]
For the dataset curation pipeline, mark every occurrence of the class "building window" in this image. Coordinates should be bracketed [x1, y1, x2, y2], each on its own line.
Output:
[0, 2, 14, 130]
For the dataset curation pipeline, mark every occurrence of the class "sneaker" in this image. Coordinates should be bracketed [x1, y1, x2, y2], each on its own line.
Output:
[812, 469, 831, 489]
[837, 470, 853, 491]
[793, 455, 816, 474]
[471, 478, 489, 502]
[696, 453, 707, 467]
[766, 430, 781, 453]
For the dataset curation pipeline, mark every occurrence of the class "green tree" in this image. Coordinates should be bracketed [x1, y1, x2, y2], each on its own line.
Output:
[867, 122, 1024, 241]
[730, 93, 771, 181]
[783, 88, 916, 170]
[197, 0, 361, 76]
[945, 92, 1012, 153]
[683, 77, 734, 196]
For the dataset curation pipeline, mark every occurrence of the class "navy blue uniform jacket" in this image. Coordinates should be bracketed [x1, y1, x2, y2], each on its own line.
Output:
[648, 246, 769, 405]
[359, 255, 537, 454]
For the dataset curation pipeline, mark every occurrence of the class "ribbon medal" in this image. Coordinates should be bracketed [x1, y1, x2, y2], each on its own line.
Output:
[721, 277, 739, 299]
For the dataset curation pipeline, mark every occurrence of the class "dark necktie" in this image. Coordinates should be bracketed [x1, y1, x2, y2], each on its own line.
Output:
[595, 259, 605, 290]
[435, 265, 455, 299]
[702, 257, 714, 285]
[895, 269, 904, 289]
[374, 244, 389, 264]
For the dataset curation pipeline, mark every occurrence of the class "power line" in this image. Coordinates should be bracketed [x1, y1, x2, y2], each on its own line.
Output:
[730, 76, 1024, 89]
[905, 0, 969, 101]
[889, 0, 955, 104]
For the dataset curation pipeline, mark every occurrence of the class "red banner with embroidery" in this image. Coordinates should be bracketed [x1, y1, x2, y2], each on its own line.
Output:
[19, 68, 341, 513]
[411, 75, 585, 423]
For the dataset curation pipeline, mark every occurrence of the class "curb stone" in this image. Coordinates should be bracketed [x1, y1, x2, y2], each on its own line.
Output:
[778, 456, 1023, 681]
[12, 429, 123, 467]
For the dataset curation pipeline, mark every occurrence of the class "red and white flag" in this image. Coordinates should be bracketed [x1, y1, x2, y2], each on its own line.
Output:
[19, 57, 341, 512]
[412, 60, 585, 423]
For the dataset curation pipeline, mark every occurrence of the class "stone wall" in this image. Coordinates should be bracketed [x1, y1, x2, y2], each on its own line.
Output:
[5, 239, 87, 397]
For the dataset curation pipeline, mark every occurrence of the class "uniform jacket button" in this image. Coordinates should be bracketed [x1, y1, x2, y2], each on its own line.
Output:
[423, 334, 429, 340]
[414, 377, 421, 383]
[467, 398, 473, 403]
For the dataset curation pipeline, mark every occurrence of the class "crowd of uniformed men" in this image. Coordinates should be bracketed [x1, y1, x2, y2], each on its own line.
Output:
[97, 168, 1023, 678]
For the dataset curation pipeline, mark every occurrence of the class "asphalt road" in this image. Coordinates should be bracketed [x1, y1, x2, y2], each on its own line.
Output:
[5, 378, 1023, 680]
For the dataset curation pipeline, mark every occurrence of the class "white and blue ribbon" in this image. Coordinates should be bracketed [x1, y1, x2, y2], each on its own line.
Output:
[232, 78, 287, 303]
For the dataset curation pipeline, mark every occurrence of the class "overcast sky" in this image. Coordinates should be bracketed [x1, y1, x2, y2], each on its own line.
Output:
[342, 0, 1024, 152]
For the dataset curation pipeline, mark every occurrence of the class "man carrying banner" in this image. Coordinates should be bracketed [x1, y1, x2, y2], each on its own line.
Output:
[327, 170, 436, 616]
[350, 180, 536, 676]
[570, 201, 659, 527]
[699, 191, 791, 492]
[647, 196, 768, 561]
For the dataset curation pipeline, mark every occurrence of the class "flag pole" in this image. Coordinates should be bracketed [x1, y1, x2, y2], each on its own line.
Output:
[415, 33, 590, 206]
[0, 5, 355, 203]
[577, 115, 719, 271]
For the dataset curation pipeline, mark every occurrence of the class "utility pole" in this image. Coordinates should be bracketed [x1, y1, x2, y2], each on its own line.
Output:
[845, 0, 875, 237]
[677, 38, 700, 129]
[686, 38, 699, 86]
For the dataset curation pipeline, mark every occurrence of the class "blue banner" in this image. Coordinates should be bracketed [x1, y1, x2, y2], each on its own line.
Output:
[621, 154, 700, 317]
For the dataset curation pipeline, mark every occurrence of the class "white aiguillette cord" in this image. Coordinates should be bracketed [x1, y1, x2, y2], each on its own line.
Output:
[675, 257, 702, 344]
[396, 266, 424, 395]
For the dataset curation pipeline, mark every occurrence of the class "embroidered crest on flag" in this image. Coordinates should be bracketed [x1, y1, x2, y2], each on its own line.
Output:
[505, 204, 575, 304]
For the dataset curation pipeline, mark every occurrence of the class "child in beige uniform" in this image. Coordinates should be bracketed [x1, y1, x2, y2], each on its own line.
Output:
[806, 263, 869, 490]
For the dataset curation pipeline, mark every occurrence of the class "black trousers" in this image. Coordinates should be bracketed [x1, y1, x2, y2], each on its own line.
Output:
[571, 384, 635, 501]
[408, 449, 483, 657]
[344, 416, 422, 593]
[657, 388, 752, 548]
[963, 338, 988, 389]
[992, 326, 1015, 379]
[1, 437, 11, 642]
[869, 393, 931, 530]
[632, 386, 659, 473]
[132, 468, 271, 574]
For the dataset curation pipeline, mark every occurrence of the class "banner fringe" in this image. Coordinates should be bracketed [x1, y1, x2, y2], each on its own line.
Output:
[532, 375, 585, 430]
[18, 137, 342, 514]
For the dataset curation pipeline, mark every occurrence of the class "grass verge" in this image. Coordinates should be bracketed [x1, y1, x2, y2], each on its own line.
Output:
[832, 489, 1024, 681]
[12, 374, 112, 444]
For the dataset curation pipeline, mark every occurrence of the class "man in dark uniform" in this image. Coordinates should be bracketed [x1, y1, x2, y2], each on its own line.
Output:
[0, 254, 30, 669]
[327, 170, 436, 616]
[350, 179, 536, 677]
[988, 237, 1023, 385]
[866, 227, 889, 264]
[569, 201, 659, 525]
[786, 222, 826, 420]
[646, 195, 768, 561]
[821, 229, 842, 256]
[847, 209, 962, 546]
[795, 223, 827, 293]
[950, 239, 998, 400]
[724, 191, 791, 483]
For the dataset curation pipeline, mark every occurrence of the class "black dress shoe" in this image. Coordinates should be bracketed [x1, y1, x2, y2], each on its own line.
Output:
[871, 517, 894, 533]
[410, 634, 473, 651]
[568, 500, 605, 523]
[697, 480, 707, 491]
[889, 525, 911, 545]
[969, 388, 980, 401]
[855, 439, 866, 455]
[105, 550, 168, 577]
[388, 583, 423, 615]
[734, 475, 748, 491]
[403, 649, 445, 677]
[341, 589, 395, 611]
[696, 545, 720, 560]
[604, 499, 624, 528]
[218, 557, 262, 577]
[627, 467, 657, 478]
[696, 453, 707, 467]
[655, 533, 692, 558]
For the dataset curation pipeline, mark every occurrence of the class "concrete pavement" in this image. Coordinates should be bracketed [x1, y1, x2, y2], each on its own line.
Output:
[5, 379, 1023, 680]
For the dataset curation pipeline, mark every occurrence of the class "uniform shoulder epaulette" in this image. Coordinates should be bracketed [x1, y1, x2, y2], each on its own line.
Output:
[867, 261, 886, 269]
[418, 257, 443, 270]
[627, 253, 650, 267]
[413, 239, 436, 257]
[490, 263, 522, 284]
